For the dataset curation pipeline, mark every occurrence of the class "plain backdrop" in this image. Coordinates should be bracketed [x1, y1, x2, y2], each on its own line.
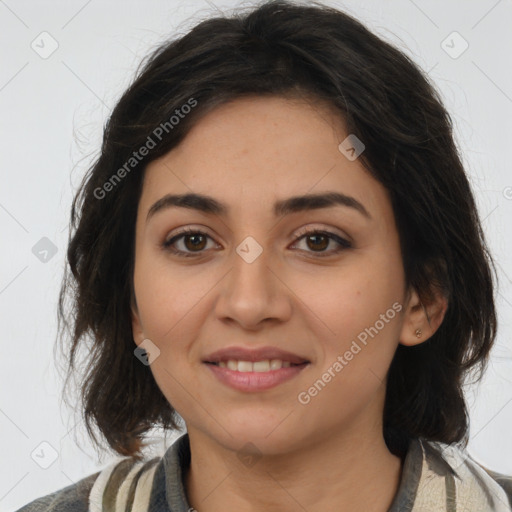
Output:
[1, 0, 511, 510]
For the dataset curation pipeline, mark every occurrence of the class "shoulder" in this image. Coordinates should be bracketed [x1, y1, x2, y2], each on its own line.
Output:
[14, 454, 163, 512]
[14, 470, 99, 512]
[421, 438, 512, 511]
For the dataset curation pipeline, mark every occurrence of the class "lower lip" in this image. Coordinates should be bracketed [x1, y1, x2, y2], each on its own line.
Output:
[204, 363, 309, 392]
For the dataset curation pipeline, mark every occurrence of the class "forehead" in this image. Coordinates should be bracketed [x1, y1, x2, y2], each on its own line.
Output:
[160, 95, 346, 176]
[139, 95, 389, 221]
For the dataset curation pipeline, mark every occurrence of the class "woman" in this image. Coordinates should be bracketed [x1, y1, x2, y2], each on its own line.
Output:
[17, 1, 512, 511]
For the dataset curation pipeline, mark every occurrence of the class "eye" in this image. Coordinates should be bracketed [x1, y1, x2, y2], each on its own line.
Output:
[291, 228, 352, 257]
[162, 227, 218, 258]
[161, 226, 352, 258]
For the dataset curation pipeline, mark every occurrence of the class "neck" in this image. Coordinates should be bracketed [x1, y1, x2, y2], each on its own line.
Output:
[184, 422, 404, 512]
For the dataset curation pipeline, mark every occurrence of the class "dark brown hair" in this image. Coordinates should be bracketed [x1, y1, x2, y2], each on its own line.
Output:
[57, 0, 498, 461]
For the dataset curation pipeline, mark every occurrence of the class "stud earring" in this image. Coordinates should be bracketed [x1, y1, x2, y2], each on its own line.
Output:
[415, 328, 422, 338]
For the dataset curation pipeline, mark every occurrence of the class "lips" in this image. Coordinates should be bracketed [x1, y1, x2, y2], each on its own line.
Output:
[203, 346, 310, 365]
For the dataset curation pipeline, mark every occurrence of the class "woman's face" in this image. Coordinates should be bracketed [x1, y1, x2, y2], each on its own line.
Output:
[131, 95, 418, 454]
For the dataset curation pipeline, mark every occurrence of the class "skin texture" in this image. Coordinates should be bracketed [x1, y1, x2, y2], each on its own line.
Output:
[131, 96, 447, 512]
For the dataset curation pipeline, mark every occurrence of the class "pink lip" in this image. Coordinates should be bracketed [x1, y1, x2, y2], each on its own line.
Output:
[205, 362, 309, 392]
[203, 345, 310, 364]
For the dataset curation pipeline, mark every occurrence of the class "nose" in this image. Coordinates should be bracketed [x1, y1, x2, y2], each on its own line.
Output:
[213, 244, 293, 331]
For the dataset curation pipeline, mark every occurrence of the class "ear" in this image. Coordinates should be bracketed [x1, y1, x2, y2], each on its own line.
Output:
[131, 296, 145, 346]
[399, 287, 448, 347]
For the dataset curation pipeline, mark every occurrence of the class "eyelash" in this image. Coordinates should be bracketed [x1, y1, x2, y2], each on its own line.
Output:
[161, 227, 352, 258]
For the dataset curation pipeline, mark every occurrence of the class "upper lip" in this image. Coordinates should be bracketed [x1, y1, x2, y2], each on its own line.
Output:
[203, 346, 310, 364]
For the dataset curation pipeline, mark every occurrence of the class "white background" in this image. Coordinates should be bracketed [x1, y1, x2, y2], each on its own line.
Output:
[1, 0, 511, 510]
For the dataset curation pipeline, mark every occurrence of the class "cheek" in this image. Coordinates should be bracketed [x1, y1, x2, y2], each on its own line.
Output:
[133, 249, 212, 341]
[296, 249, 404, 370]
[132, 253, 207, 408]
[294, 270, 402, 427]
[301, 255, 402, 329]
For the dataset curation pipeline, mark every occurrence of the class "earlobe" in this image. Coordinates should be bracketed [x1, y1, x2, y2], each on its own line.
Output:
[399, 288, 448, 347]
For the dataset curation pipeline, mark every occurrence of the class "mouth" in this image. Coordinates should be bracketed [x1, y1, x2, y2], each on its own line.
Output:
[202, 345, 310, 369]
[204, 359, 309, 372]
[203, 359, 310, 392]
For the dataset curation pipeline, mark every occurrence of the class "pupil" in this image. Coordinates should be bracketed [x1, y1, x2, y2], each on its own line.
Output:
[308, 234, 327, 251]
[186, 234, 206, 250]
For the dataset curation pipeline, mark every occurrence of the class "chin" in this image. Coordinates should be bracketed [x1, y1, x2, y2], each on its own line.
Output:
[212, 422, 303, 456]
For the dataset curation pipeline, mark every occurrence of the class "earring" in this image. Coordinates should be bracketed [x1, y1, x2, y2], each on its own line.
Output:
[415, 328, 422, 338]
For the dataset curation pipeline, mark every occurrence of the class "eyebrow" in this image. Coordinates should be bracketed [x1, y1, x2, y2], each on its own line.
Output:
[146, 191, 371, 223]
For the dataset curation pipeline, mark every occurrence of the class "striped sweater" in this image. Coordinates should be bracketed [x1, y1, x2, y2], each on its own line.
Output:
[16, 433, 512, 511]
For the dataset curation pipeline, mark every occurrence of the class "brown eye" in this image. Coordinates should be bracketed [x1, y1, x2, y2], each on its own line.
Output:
[162, 229, 216, 257]
[162, 227, 351, 258]
[183, 233, 207, 251]
[292, 229, 351, 257]
[305, 233, 329, 251]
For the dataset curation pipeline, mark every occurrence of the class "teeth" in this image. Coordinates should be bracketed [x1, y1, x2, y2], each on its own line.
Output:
[270, 359, 287, 370]
[219, 359, 294, 372]
[238, 361, 253, 372]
